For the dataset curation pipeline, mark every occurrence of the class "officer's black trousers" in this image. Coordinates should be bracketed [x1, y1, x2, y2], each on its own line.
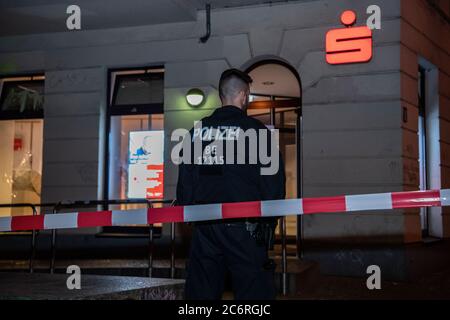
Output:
[184, 221, 276, 300]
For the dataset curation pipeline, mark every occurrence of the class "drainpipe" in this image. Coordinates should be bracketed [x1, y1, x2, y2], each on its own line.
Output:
[199, 3, 211, 43]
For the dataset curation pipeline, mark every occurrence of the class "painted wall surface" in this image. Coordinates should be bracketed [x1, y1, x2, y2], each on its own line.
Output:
[400, 0, 450, 237]
[0, 0, 434, 244]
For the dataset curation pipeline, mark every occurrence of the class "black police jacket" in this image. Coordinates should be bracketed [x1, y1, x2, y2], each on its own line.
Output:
[176, 105, 286, 208]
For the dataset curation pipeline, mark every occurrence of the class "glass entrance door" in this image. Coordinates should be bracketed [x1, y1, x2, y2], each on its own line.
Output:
[247, 94, 300, 240]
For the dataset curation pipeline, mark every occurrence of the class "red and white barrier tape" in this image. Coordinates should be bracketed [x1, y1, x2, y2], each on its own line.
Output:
[0, 189, 449, 232]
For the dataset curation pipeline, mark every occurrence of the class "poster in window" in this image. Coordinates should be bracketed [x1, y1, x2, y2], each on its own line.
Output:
[128, 130, 164, 199]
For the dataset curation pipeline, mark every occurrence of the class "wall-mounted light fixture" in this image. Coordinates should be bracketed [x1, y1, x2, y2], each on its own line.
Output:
[186, 88, 205, 107]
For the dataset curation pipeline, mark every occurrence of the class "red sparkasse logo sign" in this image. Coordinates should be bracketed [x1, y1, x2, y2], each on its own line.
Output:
[326, 10, 373, 65]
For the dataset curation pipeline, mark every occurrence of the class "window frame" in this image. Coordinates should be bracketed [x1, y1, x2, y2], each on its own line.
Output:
[418, 65, 429, 236]
[103, 66, 165, 205]
[0, 75, 45, 120]
[109, 67, 164, 116]
[102, 66, 165, 236]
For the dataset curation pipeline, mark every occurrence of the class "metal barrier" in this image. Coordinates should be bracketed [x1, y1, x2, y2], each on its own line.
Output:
[148, 219, 154, 278]
[280, 217, 288, 296]
[169, 199, 177, 279]
[4, 189, 450, 295]
[1, 199, 290, 293]
[49, 198, 173, 275]
[0, 203, 41, 273]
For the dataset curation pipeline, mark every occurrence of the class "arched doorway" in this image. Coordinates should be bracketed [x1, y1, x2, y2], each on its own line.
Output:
[244, 59, 303, 258]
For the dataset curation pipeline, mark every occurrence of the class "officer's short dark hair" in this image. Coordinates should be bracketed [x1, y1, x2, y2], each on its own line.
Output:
[219, 68, 253, 101]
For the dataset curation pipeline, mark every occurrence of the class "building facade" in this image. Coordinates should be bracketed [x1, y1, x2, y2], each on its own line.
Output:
[0, 0, 449, 278]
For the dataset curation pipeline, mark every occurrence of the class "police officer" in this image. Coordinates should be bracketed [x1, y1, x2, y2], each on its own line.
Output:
[176, 68, 286, 300]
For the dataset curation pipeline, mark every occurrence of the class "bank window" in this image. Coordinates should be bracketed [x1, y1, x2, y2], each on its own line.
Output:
[0, 75, 44, 217]
[107, 67, 165, 205]
[104, 67, 165, 236]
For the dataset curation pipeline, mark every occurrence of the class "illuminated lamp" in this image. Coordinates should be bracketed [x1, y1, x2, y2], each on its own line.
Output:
[186, 88, 205, 107]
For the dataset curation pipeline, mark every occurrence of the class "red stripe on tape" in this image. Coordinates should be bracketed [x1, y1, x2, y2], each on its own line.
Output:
[391, 190, 441, 208]
[11, 215, 44, 231]
[78, 211, 112, 228]
[303, 196, 346, 214]
[148, 206, 184, 224]
[222, 201, 261, 219]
